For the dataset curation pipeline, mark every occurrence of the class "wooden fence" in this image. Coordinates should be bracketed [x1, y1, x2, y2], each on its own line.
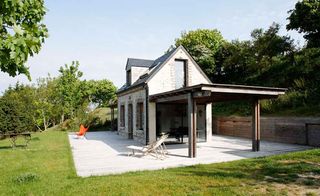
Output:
[213, 116, 320, 147]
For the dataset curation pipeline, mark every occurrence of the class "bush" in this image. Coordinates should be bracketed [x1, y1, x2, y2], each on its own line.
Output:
[0, 96, 34, 133]
[58, 107, 116, 131]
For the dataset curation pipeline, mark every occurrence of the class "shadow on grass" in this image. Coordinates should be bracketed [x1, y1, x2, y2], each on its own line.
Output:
[190, 170, 247, 179]
[0, 144, 28, 149]
[31, 137, 40, 141]
[175, 157, 320, 187]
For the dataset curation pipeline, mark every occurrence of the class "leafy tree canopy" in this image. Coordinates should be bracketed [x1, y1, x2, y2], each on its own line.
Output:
[0, 0, 48, 79]
[174, 29, 224, 76]
[287, 0, 320, 48]
[83, 80, 117, 107]
[56, 61, 84, 121]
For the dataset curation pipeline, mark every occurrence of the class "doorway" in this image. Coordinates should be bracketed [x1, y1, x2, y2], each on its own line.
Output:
[128, 103, 133, 139]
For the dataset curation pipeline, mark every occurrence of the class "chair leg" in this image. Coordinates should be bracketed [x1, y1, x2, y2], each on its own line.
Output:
[162, 143, 168, 155]
[158, 146, 165, 160]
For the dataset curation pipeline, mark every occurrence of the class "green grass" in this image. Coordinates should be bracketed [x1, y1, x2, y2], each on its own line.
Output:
[0, 130, 319, 195]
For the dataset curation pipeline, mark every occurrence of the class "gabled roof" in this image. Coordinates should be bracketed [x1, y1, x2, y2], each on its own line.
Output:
[117, 45, 212, 95]
[118, 47, 180, 94]
[125, 58, 154, 71]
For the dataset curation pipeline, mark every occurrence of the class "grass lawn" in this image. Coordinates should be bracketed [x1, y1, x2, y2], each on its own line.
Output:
[0, 130, 319, 195]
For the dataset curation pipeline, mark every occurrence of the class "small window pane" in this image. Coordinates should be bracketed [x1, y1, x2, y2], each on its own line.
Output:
[174, 60, 185, 89]
[120, 105, 125, 127]
[136, 102, 144, 130]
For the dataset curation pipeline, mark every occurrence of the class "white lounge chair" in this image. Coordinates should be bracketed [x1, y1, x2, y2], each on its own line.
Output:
[127, 134, 169, 159]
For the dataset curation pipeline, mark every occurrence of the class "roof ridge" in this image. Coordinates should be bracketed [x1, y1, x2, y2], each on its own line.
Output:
[127, 57, 154, 61]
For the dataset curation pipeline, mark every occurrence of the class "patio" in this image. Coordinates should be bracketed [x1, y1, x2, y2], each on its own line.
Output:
[68, 131, 311, 177]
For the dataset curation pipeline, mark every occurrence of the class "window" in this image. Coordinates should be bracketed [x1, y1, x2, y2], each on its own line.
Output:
[174, 60, 187, 89]
[136, 102, 144, 130]
[120, 105, 125, 127]
[127, 70, 131, 86]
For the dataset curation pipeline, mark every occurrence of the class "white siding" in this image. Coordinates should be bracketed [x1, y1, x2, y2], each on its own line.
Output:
[131, 67, 148, 84]
[206, 103, 212, 142]
[148, 102, 156, 143]
[148, 48, 211, 95]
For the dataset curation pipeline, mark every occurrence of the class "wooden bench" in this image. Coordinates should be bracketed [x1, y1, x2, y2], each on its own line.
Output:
[0, 132, 32, 148]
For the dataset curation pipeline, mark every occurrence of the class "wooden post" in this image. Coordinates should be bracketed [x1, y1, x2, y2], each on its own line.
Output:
[193, 100, 197, 158]
[252, 99, 260, 151]
[188, 93, 197, 158]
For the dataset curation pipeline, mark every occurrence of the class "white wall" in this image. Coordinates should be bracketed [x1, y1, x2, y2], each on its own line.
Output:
[131, 67, 148, 84]
[206, 103, 212, 142]
[148, 48, 211, 95]
[148, 102, 156, 143]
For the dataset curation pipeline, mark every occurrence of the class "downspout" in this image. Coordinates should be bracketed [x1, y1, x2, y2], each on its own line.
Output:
[145, 84, 149, 144]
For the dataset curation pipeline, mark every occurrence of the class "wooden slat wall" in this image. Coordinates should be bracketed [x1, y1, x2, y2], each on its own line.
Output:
[213, 116, 320, 146]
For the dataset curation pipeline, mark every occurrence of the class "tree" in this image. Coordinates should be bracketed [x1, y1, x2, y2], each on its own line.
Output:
[0, 0, 48, 79]
[56, 61, 84, 122]
[287, 0, 320, 48]
[83, 80, 117, 107]
[250, 23, 294, 73]
[34, 77, 59, 130]
[174, 29, 224, 78]
[0, 83, 36, 133]
[215, 40, 254, 84]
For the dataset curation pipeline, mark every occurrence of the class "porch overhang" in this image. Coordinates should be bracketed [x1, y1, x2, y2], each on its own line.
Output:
[149, 83, 287, 158]
[149, 83, 286, 103]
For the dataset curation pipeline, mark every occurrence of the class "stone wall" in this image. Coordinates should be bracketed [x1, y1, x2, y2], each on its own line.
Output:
[117, 89, 147, 144]
[213, 116, 320, 147]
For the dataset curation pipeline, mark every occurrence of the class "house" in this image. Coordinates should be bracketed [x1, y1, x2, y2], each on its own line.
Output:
[117, 45, 286, 158]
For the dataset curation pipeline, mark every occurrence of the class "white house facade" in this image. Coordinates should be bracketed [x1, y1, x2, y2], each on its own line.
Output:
[117, 46, 213, 144]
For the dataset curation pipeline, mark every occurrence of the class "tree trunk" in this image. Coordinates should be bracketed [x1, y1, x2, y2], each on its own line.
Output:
[60, 113, 65, 124]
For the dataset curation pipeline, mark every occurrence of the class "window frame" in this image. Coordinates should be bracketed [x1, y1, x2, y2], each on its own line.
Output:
[174, 59, 188, 88]
[120, 104, 125, 127]
[136, 102, 144, 130]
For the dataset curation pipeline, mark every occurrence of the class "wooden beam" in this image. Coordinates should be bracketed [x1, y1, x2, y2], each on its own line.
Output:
[193, 90, 211, 98]
[188, 93, 194, 158]
[252, 99, 260, 151]
[154, 94, 188, 103]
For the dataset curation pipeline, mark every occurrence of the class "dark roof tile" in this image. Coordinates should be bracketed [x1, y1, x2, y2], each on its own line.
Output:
[118, 47, 179, 94]
[126, 58, 154, 70]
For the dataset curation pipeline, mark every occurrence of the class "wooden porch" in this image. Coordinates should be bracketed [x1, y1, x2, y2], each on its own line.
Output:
[149, 83, 286, 158]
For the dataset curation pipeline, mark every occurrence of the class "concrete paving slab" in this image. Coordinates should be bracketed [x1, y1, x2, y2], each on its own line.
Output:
[68, 131, 311, 177]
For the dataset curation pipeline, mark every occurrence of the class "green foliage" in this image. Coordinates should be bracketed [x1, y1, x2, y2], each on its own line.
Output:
[56, 61, 85, 122]
[0, 0, 48, 79]
[0, 61, 117, 132]
[175, 29, 224, 76]
[287, 0, 320, 48]
[82, 79, 117, 107]
[174, 21, 319, 116]
[0, 84, 36, 133]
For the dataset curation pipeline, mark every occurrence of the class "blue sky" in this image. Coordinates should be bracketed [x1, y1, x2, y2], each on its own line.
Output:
[0, 0, 303, 93]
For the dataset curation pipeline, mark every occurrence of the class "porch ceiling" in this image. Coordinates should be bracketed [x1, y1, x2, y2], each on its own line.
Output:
[149, 83, 287, 103]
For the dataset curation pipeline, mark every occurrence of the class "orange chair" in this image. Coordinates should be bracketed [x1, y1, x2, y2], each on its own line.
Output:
[76, 124, 89, 138]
